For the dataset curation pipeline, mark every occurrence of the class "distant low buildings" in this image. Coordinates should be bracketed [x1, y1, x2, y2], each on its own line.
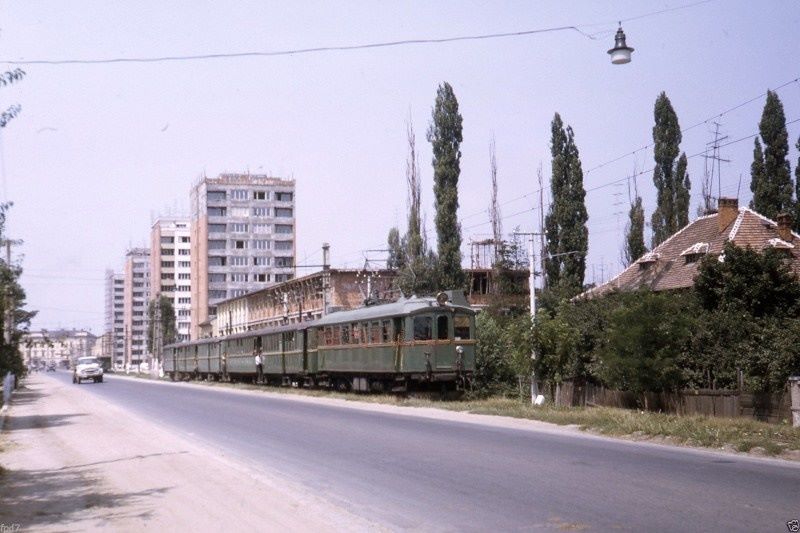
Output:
[21, 329, 96, 367]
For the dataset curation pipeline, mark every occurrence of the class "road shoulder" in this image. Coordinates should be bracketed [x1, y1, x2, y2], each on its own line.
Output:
[0, 374, 378, 531]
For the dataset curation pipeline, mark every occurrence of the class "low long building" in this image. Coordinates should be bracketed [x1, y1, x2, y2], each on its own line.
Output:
[21, 329, 97, 368]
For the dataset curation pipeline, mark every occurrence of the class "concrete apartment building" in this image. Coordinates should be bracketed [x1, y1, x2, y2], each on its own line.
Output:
[150, 217, 192, 343]
[123, 248, 151, 367]
[190, 173, 296, 339]
[103, 269, 125, 367]
[21, 329, 96, 368]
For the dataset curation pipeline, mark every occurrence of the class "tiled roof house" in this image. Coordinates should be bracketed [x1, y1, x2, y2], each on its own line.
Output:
[580, 198, 800, 299]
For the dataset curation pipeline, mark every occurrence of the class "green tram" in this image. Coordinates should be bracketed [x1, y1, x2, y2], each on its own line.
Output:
[163, 291, 476, 392]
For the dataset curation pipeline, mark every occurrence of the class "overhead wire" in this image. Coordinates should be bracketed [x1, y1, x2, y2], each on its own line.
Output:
[0, 1, 714, 66]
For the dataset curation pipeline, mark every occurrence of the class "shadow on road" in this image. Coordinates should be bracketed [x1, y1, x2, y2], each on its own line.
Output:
[1, 413, 86, 432]
[0, 462, 173, 528]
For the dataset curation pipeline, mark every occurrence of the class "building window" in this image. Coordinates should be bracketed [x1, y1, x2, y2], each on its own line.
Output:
[178, 309, 191, 317]
[178, 249, 190, 256]
[178, 297, 191, 304]
[275, 224, 293, 234]
[161, 284, 174, 292]
[274, 240, 293, 251]
[161, 261, 174, 268]
[275, 257, 293, 268]
[160, 236, 174, 244]
[160, 248, 174, 256]
[275, 208, 293, 218]
[253, 191, 267, 200]
[180, 236, 190, 243]
[178, 273, 190, 280]
[207, 207, 227, 217]
[231, 273, 248, 282]
[231, 256, 248, 266]
[230, 189, 248, 200]
[252, 207, 269, 217]
[274, 273, 293, 283]
[253, 223, 271, 234]
[133, 272, 144, 278]
[208, 240, 226, 250]
[209, 224, 226, 233]
[230, 223, 248, 233]
[161, 273, 172, 280]
[253, 256, 270, 266]
[209, 256, 227, 266]
[178, 261, 190, 268]
[209, 273, 226, 282]
[233, 240, 247, 249]
[176, 285, 191, 292]
[227, 207, 247, 217]
[207, 190, 226, 202]
[209, 290, 226, 300]
[255, 273, 269, 282]
[275, 192, 293, 202]
[254, 239, 270, 250]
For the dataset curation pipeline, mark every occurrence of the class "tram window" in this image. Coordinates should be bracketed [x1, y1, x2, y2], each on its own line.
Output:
[341, 325, 350, 344]
[436, 315, 449, 340]
[323, 327, 333, 346]
[413, 316, 433, 341]
[454, 315, 471, 340]
[361, 323, 369, 345]
[371, 322, 381, 343]
[381, 320, 391, 342]
[351, 323, 361, 344]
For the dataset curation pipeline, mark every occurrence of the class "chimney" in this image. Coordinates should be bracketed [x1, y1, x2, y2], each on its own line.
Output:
[717, 197, 739, 232]
[777, 213, 794, 243]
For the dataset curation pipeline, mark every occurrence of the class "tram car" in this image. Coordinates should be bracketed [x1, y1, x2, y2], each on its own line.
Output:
[163, 291, 476, 392]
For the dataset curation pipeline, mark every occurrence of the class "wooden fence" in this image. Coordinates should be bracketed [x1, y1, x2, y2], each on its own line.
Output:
[549, 381, 792, 424]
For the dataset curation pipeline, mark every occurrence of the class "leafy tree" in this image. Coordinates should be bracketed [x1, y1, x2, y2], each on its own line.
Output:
[0, 68, 25, 128]
[694, 242, 800, 318]
[544, 113, 588, 296]
[651, 92, 690, 247]
[623, 196, 646, 266]
[750, 90, 793, 220]
[427, 82, 464, 291]
[600, 290, 695, 406]
[0, 203, 35, 380]
[147, 296, 176, 354]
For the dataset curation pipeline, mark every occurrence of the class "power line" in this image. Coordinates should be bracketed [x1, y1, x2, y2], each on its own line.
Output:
[0, 1, 713, 66]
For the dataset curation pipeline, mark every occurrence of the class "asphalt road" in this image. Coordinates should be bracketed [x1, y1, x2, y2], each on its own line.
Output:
[46, 371, 799, 531]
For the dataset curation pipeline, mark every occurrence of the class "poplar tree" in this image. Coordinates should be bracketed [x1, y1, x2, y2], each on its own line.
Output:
[427, 82, 464, 290]
[796, 135, 800, 232]
[651, 92, 690, 247]
[544, 113, 588, 296]
[624, 196, 647, 266]
[750, 90, 793, 220]
[386, 227, 405, 270]
[750, 138, 767, 213]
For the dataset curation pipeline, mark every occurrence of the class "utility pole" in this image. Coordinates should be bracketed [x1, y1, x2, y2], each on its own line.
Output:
[154, 294, 162, 377]
[513, 231, 542, 405]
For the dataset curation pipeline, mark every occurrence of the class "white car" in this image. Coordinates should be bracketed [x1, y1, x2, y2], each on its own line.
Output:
[73, 357, 104, 384]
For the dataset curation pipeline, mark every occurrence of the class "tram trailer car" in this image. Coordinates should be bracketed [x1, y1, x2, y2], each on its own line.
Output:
[163, 291, 475, 392]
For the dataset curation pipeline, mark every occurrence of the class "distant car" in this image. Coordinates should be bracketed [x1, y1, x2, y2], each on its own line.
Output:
[46, 362, 56, 372]
[73, 357, 104, 384]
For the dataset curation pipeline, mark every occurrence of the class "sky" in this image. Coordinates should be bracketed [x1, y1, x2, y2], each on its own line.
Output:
[1, 1, 799, 334]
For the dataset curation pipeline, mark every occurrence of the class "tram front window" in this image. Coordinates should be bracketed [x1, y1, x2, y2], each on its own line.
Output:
[454, 315, 471, 340]
[436, 315, 449, 340]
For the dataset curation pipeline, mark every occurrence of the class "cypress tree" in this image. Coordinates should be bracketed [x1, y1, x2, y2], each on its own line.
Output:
[651, 92, 690, 247]
[544, 113, 588, 296]
[427, 82, 464, 290]
[750, 90, 793, 220]
[624, 196, 647, 266]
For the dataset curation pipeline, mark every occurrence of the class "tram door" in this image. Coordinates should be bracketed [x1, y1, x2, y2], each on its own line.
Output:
[433, 314, 454, 370]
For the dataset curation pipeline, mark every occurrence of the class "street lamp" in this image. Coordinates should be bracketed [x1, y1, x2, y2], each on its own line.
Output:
[607, 24, 634, 65]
